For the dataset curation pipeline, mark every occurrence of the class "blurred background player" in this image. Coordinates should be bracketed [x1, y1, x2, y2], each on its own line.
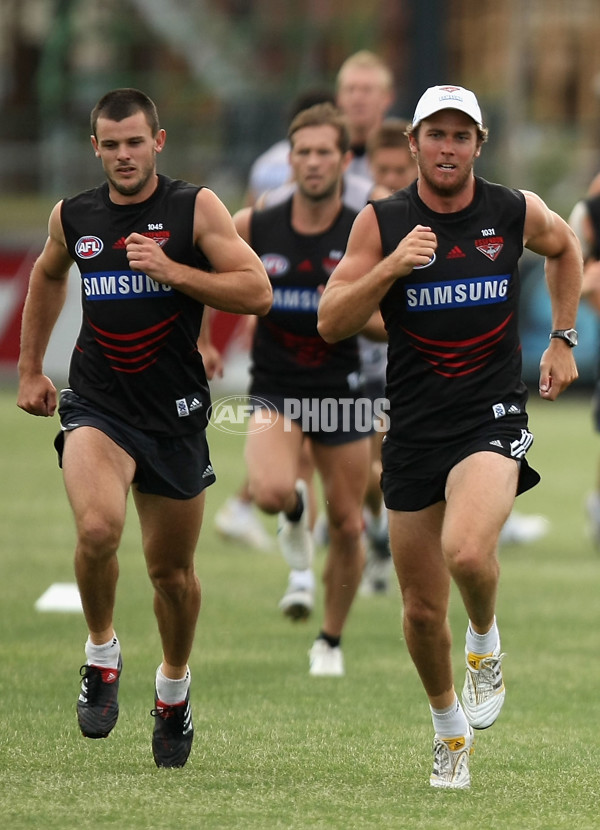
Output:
[237, 103, 378, 676]
[245, 50, 395, 207]
[366, 117, 416, 193]
[244, 88, 337, 207]
[335, 50, 396, 181]
[216, 89, 340, 551]
[215, 52, 397, 554]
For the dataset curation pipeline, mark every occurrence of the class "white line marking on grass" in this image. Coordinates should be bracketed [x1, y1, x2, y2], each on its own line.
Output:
[35, 582, 83, 613]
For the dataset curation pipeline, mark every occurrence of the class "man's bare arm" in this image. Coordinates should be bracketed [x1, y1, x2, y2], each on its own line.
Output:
[523, 190, 583, 400]
[318, 206, 436, 343]
[17, 202, 74, 416]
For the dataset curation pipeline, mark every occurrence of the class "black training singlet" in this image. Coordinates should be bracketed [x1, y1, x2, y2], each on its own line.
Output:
[249, 198, 362, 396]
[372, 177, 528, 445]
[61, 175, 212, 436]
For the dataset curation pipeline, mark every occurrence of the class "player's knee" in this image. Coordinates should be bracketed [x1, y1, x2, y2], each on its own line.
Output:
[445, 540, 490, 583]
[250, 480, 295, 515]
[77, 512, 122, 557]
[149, 564, 197, 602]
[327, 508, 363, 545]
[403, 595, 444, 635]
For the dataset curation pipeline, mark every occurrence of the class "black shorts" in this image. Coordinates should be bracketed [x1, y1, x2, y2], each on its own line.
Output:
[249, 391, 374, 447]
[381, 419, 540, 512]
[54, 389, 216, 500]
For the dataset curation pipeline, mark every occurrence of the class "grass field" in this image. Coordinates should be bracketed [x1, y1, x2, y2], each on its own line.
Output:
[1, 384, 599, 829]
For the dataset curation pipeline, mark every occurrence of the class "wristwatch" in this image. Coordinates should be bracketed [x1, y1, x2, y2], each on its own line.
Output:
[549, 328, 578, 347]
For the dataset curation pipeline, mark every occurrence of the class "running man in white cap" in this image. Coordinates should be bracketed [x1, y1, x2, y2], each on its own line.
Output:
[318, 84, 582, 788]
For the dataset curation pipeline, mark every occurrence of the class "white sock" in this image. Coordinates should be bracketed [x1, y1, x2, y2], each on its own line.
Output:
[85, 635, 120, 669]
[466, 617, 500, 655]
[156, 665, 191, 705]
[430, 694, 469, 738]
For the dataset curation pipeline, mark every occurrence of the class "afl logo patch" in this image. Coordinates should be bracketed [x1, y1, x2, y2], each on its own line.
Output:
[261, 253, 289, 278]
[75, 236, 104, 259]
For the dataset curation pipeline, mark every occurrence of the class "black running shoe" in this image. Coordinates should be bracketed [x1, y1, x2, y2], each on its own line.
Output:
[77, 655, 122, 739]
[151, 690, 193, 768]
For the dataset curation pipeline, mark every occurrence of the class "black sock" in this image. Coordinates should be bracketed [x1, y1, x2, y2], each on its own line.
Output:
[285, 490, 304, 522]
[319, 630, 341, 649]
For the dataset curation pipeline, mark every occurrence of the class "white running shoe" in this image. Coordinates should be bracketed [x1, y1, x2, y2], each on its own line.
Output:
[360, 510, 393, 595]
[462, 644, 506, 729]
[360, 540, 393, 595]
[214, 497, 274, 550]
[430, 727, 474, 789]
[278, 569, 315, 621]
[277, 479, 314, 571]
[499, 511, 549, 546]
[364, 508, 390, 554]
[308, 639, 345, 677]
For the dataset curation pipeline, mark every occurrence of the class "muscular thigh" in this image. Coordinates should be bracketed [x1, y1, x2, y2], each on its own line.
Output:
[62, 426, 135, 525]
[388, 505, 450, 603]
[134, 489, 205, 572]
[244, 413, 304, 494]
[443, 451, 518, 551]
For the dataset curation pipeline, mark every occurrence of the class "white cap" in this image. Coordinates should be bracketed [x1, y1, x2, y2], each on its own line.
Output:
[411, 85, 483, 129]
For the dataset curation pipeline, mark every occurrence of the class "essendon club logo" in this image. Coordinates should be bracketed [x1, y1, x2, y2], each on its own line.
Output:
[145, 231, 170, 248]
[475, 236, 504, 261]
[75, 236, 103, 259]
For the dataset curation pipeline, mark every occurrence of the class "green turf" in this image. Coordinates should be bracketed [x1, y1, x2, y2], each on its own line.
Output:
[0, 386, 598, 829]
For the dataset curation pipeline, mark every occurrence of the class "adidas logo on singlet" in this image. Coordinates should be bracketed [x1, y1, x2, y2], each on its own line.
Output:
[447, 245, 466, 259]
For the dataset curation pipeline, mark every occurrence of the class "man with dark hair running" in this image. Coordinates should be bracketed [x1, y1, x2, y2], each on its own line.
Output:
[17, 88, 272, 767]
